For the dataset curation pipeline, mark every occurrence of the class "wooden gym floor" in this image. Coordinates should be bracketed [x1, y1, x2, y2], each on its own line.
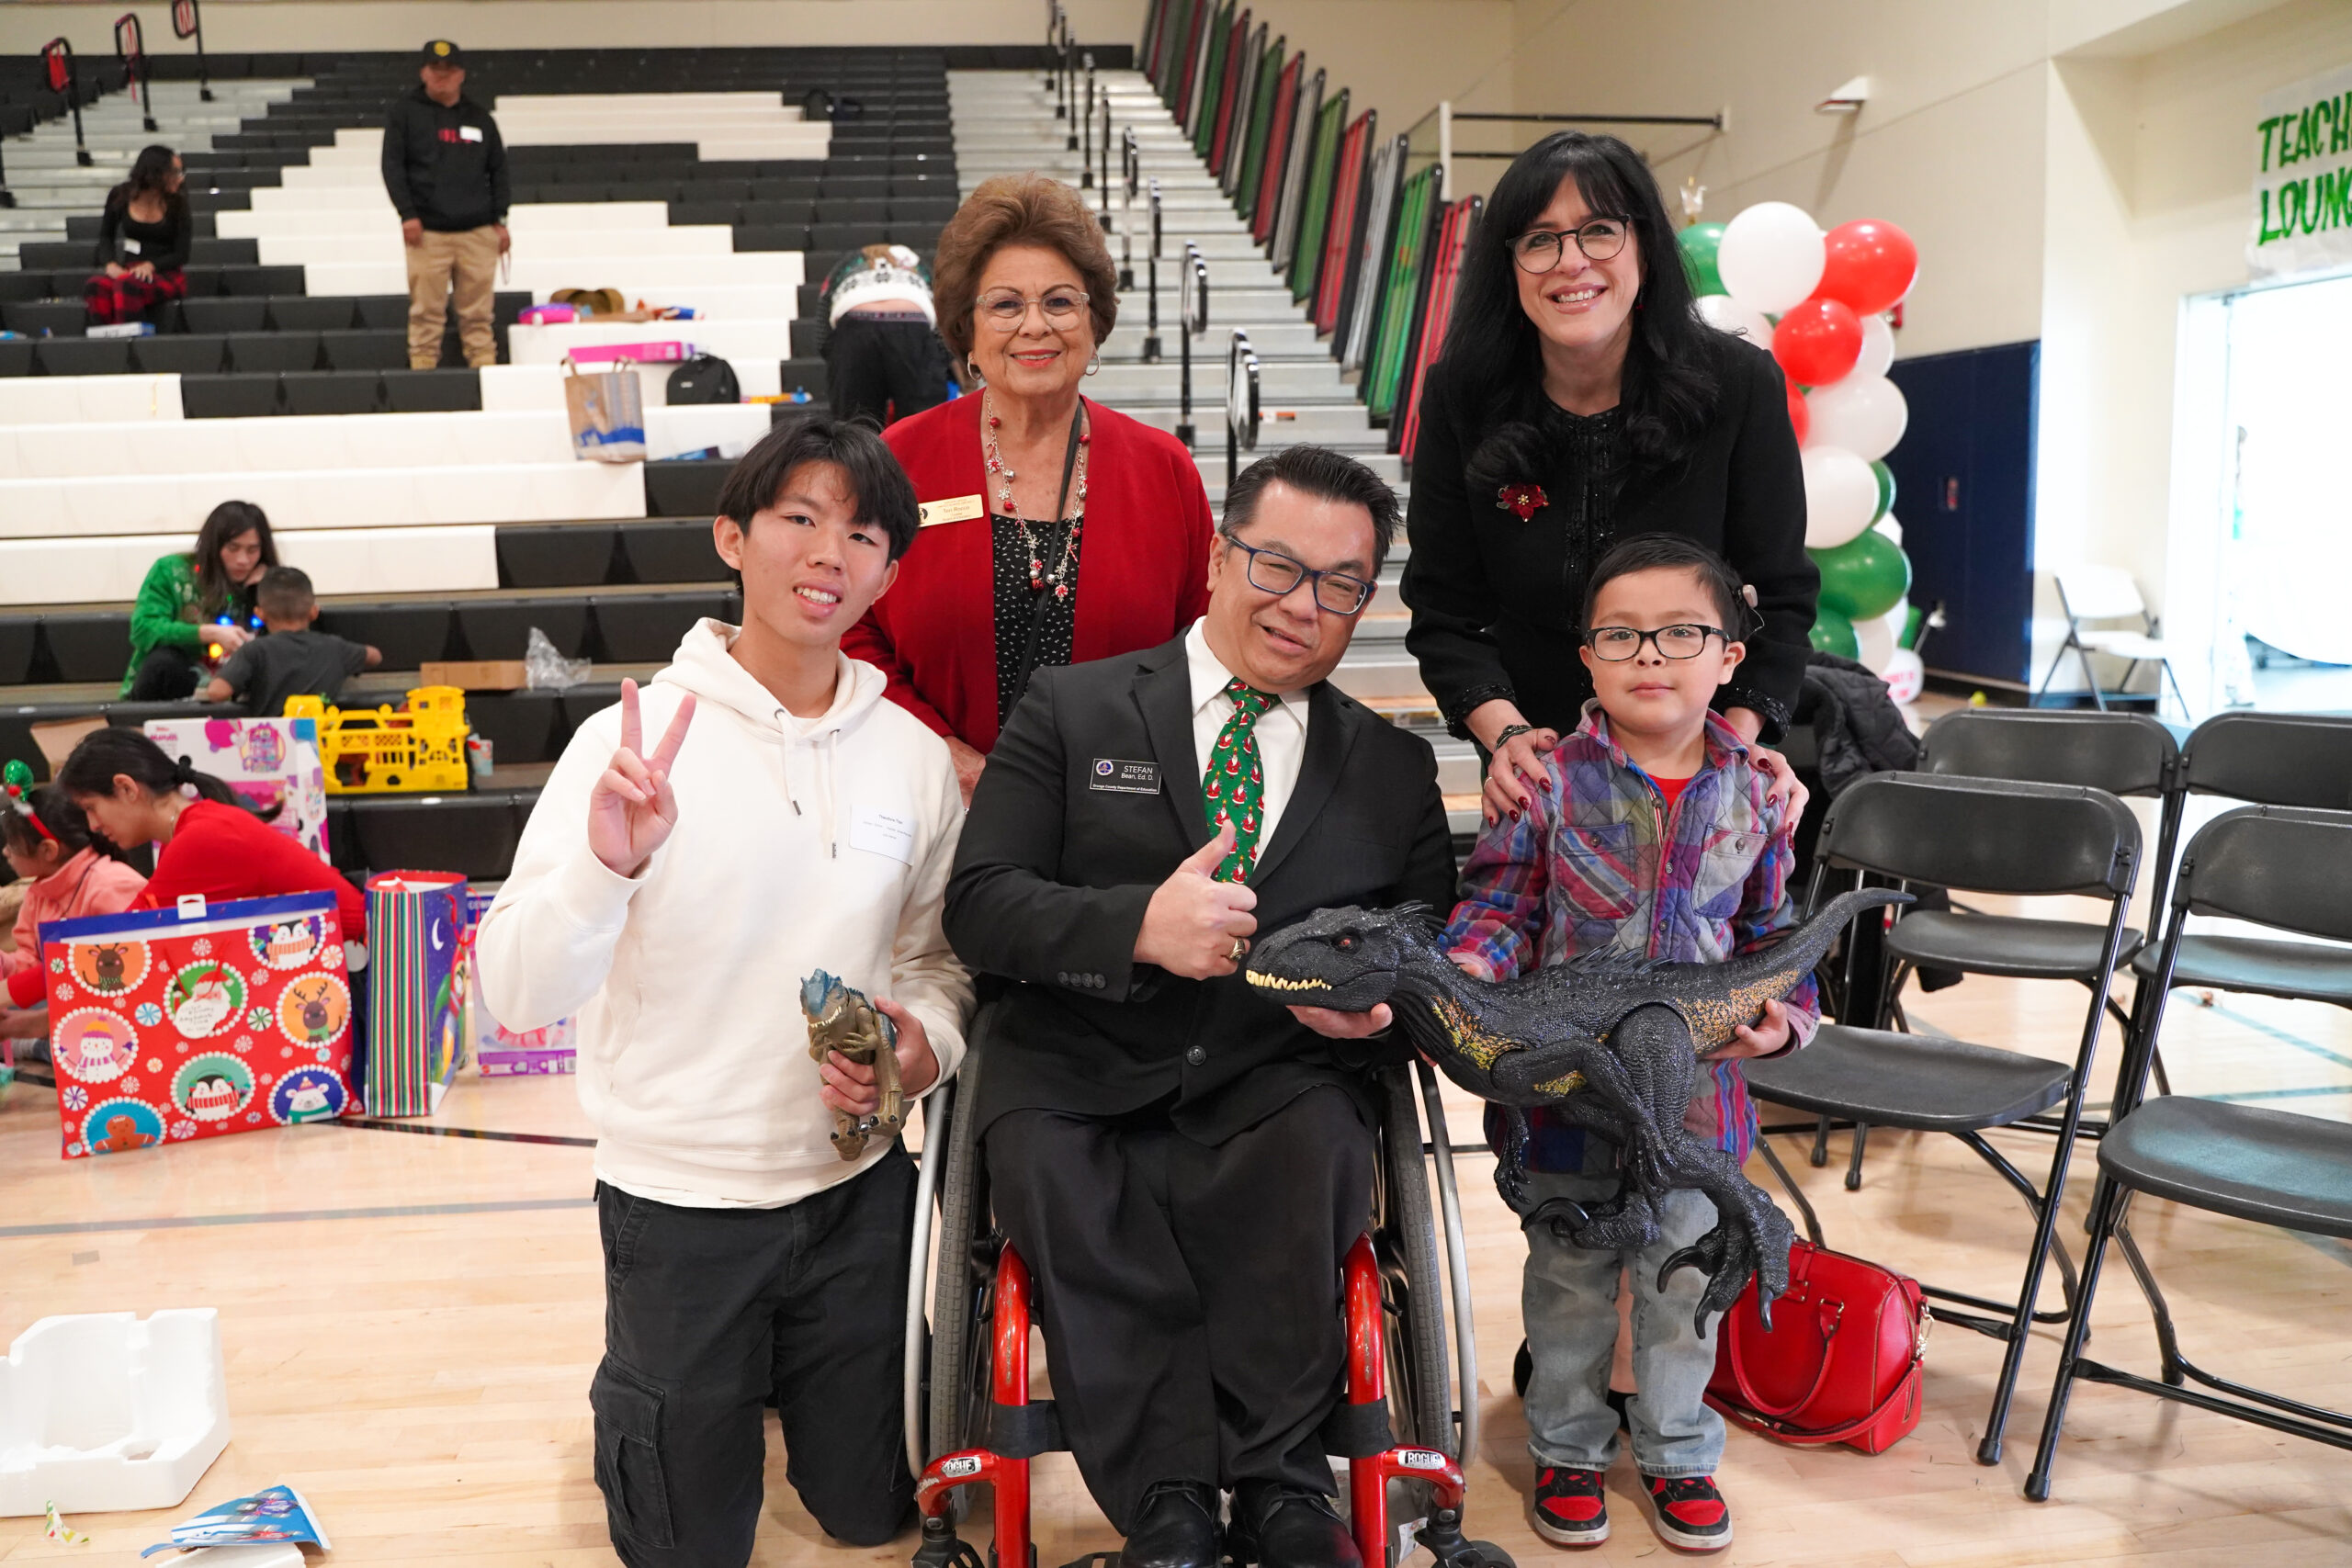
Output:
[3, 859, 2347, 1563]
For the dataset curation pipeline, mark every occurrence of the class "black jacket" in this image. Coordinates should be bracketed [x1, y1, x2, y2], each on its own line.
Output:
[1400, 336, 1816, 741]
[381, 85, 510, 231]
[944, 635, 1457, 1145]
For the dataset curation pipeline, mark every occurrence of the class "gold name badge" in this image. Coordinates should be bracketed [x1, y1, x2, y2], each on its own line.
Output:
[918, 493, 985, 527]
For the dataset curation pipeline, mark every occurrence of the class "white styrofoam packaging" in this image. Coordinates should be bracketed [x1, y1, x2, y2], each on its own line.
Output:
[0, 1309, 232, 1517]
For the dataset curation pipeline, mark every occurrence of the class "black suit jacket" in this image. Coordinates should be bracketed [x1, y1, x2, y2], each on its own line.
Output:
[944, 634, 1457, 1145]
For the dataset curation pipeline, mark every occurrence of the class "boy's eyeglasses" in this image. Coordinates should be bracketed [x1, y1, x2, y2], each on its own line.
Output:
[978, 288, 1091, 330]
[1585, 624, 1726, 660]
[1228, 539, 1374, 616]
[1509, 218, 1634, 272]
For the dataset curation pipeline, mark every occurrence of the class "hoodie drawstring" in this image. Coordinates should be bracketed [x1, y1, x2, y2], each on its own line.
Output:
[774, 707, 841, 856]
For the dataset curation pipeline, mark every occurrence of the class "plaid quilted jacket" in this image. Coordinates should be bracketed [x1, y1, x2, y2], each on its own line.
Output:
[1444, 704, 1818, 1170]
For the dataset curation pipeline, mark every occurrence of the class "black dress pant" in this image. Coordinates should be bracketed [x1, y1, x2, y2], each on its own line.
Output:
[823, 314, 952, 427]
[986, 1086, 1376, 1534]
[128, 646, 204, 701]
[591, 1148, 918, 1567]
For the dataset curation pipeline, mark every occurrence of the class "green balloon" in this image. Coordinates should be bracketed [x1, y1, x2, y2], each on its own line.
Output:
[1808, 605, 1860, 660]
[1810, 527, 1913, 624]
[1871, 459, 1896, 523]
[1678, 221, 1727, 298]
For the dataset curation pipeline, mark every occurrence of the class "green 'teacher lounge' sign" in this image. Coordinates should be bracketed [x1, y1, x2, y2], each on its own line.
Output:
[2252, 62, 2352, 279]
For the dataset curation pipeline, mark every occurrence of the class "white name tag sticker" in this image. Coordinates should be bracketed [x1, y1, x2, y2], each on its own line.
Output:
[849, 805, 918, 865]
[459, 124, 484, 142]
[918, 493, 985, 528]
[120, 237, 142, 255]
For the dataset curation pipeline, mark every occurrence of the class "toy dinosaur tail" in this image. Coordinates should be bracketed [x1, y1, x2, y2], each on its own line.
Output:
[1725, 886, 1914, 995]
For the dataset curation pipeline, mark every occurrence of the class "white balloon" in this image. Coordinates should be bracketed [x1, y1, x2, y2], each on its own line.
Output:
[1694, 292, 1773, 351]
[1716, 201, 1826, 314]
[1804, 374, 1908, 462]
[1855, 610, 1897, 673]
[1854, 313, 1895, 380]
[1802, 446, 1878, 548]
[1881, 647, 1926, 705]
[1875, 513, 1902, 546]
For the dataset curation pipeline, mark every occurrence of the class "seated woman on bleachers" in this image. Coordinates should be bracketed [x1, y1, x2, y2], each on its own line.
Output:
[86, 144, 192, 328]
[122, 501, 277, 701]
[845, 174, 1216, 804]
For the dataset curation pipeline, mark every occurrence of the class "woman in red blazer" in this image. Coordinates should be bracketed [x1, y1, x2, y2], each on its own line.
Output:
[844, 175, 1215, 800]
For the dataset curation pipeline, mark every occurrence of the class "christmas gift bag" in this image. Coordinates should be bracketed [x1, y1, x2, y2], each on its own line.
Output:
[364, 872, 467, 1117]
[41, 893, 356, 1159]
[144, 716, 332, 863]
[461, 889, 575, 1076]
[562, 358, 647, 463]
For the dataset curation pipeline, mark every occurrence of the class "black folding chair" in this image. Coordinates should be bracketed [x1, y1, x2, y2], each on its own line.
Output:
[1815, 711, 2184, 1184]
[1744, 772, 2140, 1463]
[2024, 806, 2352, 1501]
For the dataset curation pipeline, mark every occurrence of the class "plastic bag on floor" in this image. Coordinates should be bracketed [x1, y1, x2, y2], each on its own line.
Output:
[524, 626, 589, 691]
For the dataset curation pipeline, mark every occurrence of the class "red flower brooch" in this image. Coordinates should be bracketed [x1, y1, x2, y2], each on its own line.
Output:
[1497, 483, 1548, 521]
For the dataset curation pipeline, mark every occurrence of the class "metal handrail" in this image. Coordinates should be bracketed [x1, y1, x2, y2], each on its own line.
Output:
[171, 0, 211, 102]
[114, 13, 155, 133]
[1175, 243, 1207, 448]
[1063, 23, 1080, 151]
[1080, 54, 1095, 185]
[43, 39, 93, 168]
[1098, 83, 1114, 197]
[1141, 180, 1164, 363]
[1118, 130, 1139, 288]
[1225, 329, 1260, 490]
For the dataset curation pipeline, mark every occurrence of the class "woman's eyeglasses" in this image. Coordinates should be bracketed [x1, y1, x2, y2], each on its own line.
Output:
[1508, 218, 1634, 272]
[1229, 540, 1374, 616]
[1585, 624, 1725, 660]
[978, 288, 1091, 331]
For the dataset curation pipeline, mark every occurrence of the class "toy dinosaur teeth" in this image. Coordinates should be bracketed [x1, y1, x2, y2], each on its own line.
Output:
[1245, 971, 1328, 992]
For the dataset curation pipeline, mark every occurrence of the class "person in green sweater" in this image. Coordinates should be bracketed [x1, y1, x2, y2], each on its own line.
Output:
[123, 501, 278, 699]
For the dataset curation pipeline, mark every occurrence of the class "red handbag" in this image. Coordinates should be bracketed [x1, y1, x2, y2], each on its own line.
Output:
[1703, 1239, 1929, 1454]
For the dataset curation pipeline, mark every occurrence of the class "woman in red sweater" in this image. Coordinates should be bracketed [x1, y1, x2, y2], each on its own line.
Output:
[55, 729, 367, 939]
[843, 174, 1215, 802]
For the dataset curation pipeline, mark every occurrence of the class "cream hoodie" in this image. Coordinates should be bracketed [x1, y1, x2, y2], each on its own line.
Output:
[476, 620, 972, 1207]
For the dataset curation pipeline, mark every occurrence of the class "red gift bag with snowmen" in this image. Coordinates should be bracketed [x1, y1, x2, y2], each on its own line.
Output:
[40, 892, 357, 1158]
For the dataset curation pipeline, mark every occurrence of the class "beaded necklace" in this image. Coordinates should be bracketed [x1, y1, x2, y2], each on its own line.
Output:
[983, 390, 1091, 599]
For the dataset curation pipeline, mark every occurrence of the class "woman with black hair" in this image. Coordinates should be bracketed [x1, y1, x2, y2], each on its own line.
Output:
[0, 784, 147, 1051]
[57, 728, 367, 940]
[1399, 132, 1816, 824]
[122, 501, 278, 700]
[86, 143, 192, 327]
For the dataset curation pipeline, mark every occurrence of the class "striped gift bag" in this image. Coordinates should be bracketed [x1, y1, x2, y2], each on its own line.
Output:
[364, 871, 468, 1117]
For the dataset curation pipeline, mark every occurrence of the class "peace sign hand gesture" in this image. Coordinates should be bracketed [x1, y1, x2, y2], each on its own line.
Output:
[589, 679, 696, 878]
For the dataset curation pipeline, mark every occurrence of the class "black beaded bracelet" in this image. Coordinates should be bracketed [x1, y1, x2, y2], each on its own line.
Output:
[1491, 723, 1537, 750]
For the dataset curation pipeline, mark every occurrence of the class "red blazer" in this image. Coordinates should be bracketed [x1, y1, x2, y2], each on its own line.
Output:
[849, 390, 1216, 753]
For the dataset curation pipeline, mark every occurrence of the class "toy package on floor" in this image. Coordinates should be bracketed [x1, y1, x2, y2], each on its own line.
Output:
[461, 889, 575, 1075]
[364, 871, 467, 1115]
[40, 893, 356, 1159]
[139, 1482, 331, 1556]
[142, 716, 331, 863]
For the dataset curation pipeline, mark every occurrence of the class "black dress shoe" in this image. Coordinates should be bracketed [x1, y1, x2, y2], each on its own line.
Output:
[1123, 1479, 1221, 1568]
[1228, 1483, 1361, 1568]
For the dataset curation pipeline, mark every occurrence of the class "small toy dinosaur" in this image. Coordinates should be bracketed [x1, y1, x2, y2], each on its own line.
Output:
[800, 969, 903, 1161]
[1245, 889, 1908, 1328]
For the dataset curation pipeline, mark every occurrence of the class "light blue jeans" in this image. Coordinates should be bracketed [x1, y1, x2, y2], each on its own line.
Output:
[1521, 1169, 1724, 1479]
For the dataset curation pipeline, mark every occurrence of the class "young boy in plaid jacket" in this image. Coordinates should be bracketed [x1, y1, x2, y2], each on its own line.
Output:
[1444, 535, 1818, 1553]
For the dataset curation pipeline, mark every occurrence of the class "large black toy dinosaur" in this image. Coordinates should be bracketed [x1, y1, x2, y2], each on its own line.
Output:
[1245, 889, 1909, 1329]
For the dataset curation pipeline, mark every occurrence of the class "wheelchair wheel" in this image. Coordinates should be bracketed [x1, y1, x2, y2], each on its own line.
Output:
[924, 1026, 1001, 1464]
[1374, 1066, 1456, 1458]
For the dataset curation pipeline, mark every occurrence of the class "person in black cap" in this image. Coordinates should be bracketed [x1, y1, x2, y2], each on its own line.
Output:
[381, 39, 510, 370]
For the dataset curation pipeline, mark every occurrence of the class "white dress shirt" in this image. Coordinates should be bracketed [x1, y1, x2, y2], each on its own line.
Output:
[1184, 617, 1311, 850]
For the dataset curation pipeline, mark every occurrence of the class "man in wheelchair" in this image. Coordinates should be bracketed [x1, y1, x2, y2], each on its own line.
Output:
[944, 447, 1456, 1568]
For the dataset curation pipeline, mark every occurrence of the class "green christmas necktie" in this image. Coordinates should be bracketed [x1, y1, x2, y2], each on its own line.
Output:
[1203, 677, 1277, 883]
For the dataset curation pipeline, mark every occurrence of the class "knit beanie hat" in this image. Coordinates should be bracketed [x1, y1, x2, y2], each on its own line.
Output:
[823, 243, 935, 328]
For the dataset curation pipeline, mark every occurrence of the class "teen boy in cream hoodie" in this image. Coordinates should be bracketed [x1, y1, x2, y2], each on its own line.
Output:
[477, 419, 971, 1568]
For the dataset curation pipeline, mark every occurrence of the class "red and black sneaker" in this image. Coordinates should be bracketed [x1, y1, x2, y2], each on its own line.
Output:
[1530, 1465, 1608, 1547]
[1642, 1475, 1731, 1551]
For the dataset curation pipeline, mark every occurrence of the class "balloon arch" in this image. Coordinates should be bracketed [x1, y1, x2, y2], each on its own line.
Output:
[1679, 206, 1924, 704]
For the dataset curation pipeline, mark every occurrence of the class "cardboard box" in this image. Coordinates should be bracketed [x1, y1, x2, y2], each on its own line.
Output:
[421, 660, 529, 691]
[28, 716, 106, 775]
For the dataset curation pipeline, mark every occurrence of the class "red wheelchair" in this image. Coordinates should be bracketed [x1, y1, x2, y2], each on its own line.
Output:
[900, 1010, 1514, 1568]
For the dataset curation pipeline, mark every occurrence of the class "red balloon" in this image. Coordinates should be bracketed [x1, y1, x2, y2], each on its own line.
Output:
[1815, 220, 1917, 316]
[1785, 378, 1810, 445]
[1772, 298, 1863, 389]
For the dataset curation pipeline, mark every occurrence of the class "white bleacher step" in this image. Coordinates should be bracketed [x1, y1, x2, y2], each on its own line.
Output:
[1193, 447, 1400, 493]
[1121, 404, 1375, 444]
[1326, 649, 1432, 702]
[1087, 360, 1357, 400]
[0, 526, 502, 606]
[2, 462, 646, 541]
[1103, 231, 1264, 259]
[1101, 321, 1329, 357]
[309, 115, 832, 164]
[0, 406, 771, 477]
